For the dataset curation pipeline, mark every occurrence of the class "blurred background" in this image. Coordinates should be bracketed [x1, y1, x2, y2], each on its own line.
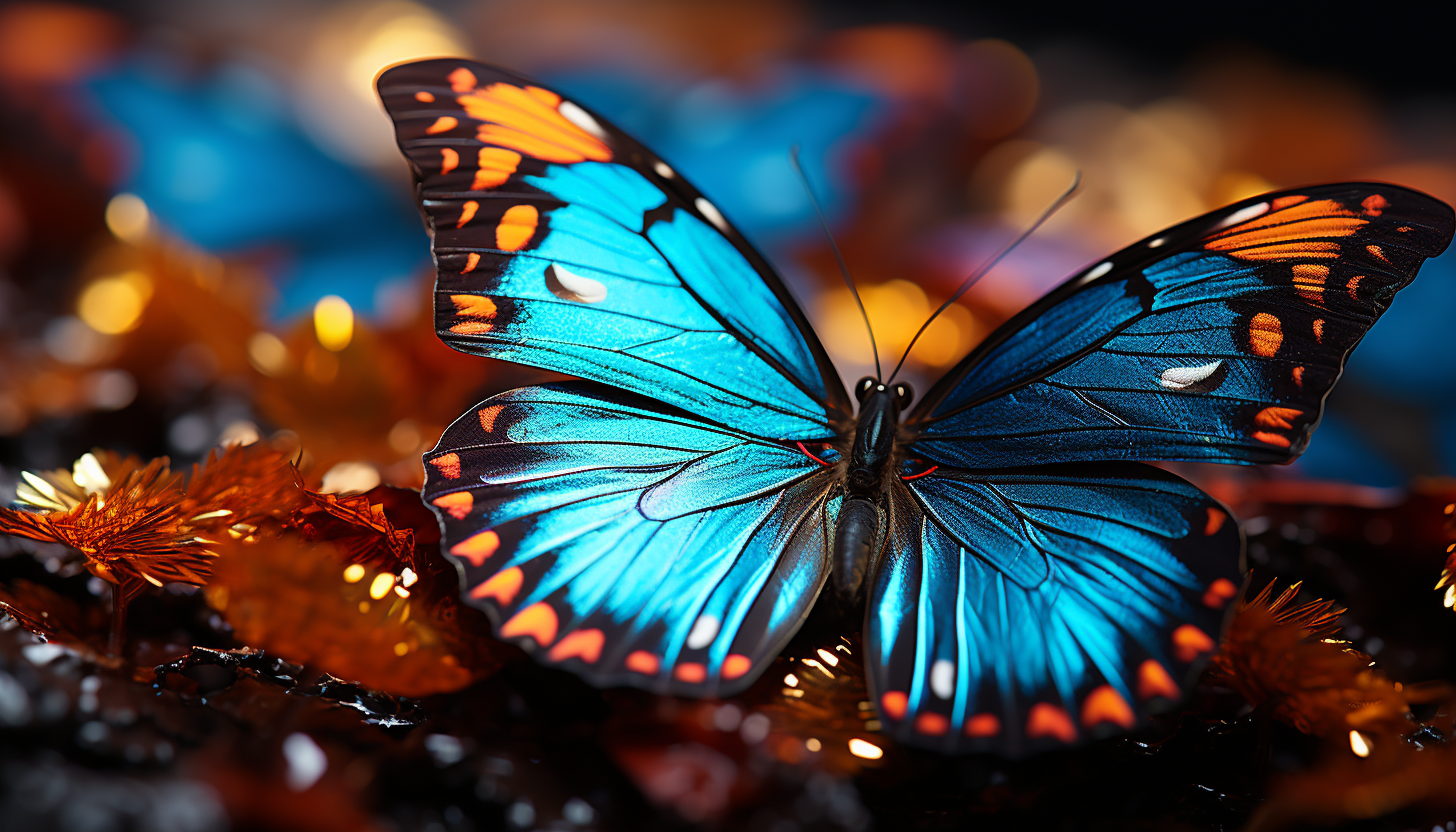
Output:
[2, 0, 1455, 494]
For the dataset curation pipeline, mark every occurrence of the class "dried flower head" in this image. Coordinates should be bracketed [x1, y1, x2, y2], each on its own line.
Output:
[1206, 581, 1411, 738]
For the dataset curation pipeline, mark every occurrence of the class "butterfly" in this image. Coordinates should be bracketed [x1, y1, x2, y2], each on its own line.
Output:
[376, 59, 1456, 755]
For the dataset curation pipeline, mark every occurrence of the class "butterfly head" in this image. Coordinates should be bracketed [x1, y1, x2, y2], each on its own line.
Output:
[854, 377, 914, 411]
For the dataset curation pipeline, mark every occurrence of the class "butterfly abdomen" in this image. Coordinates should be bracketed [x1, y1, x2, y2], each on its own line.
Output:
[833, 385, 904, 604]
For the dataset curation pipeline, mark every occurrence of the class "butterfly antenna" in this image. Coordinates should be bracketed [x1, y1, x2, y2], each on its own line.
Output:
[790, 145, 882, 380]
[887, 171, 1083, 383]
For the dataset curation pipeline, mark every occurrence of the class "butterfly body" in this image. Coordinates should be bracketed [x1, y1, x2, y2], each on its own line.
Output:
[378, 59, 1454, 756]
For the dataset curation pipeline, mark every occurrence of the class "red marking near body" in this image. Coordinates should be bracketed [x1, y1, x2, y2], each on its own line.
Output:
[1361, 194, 1388, 216]
[548, 629, 604, 663]
[450, 530, 500, 567]
[880, 691, 908, 720]
[415, 91, 435, 103]
[1080, 685, 1135, 729]
[425, 116, 457, 135]
[964, 713, 1001, 737]
[795, 441, 832, 467]
[900, 465, 940, 482]
[1137, 660, 1180, 700]
[674, 663, 707, 683]
[456, 200, 478, 228]
[430, 453, 462, 479]
[1202, 577, 1239, 609]
[625, 651, 660, 675]
[448, 67, 477, 92]
[439, 147, 458, 175]
[1026, 703, 1076, 742]
[1204, 507, 1227, 536]
[470, 566, 522, 604]
[914, 712, 950, 736]
[462, 253, 480, 274]
[501, 602, 558, 646]
[1172, 624, 1216, 662]
[722, 654, 752, 680]
[478, 405, 503, 432]
[432, 491, 473, 520]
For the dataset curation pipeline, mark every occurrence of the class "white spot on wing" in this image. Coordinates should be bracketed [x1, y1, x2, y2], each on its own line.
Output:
[1087, 261, 1113, 280]
[930, 659, 955, 699]
[558, 101, 607, 139]
[1159, 360, 1223, 389]
[545, 264, 608, 303]
[653, 160, 675, 179]
[1148, 237, 1167, 248]
[695, 197, 730, 232]
[1215, 201, 1270, 229]
[687, 614, 719, 650]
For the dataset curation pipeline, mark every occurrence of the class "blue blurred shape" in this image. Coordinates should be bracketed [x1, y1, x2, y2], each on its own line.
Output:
[86, 59, 427, 318]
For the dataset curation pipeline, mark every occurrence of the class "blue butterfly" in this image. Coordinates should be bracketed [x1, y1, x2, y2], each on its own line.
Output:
[376, 60, 1455, 755]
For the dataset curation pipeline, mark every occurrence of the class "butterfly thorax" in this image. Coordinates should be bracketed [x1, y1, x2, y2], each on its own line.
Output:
[833, 381, 912, 605]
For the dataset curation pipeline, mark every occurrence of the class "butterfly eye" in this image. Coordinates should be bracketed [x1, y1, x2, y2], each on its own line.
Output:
[893, 382, 914, 409]
[855, 377, 877, 403]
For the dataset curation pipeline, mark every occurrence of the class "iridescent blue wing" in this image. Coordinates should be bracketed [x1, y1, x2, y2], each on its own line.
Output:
[421, 383, 838, 693]
[909, 184, 1455, 467]
[376, 59, 849, 440]
[867, 464, 1242, 755]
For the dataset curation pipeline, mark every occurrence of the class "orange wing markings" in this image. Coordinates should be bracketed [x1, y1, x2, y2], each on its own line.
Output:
[1136, 660, 1180, 700]
[1203, 577, 1239, 609]
[964, 713, 1001, 737]
[1361, 194, 1388, 215]
[1026, 703, 1077, 742]
[548, 628, 605, 663]
[439, 147, 459, 175]
[471, 147, 522, 190]
[1271, 195, 1308, 209]
[722, 654, 752, 680]
[1171, 624, 1216, 662]
[501, 602, 559, 646]
[1253, 405, 1303, 448]
[456, 82, 610, 164]
[495, 204, 540, 251]
[1248, 313, 1284, 357]
[425, 116, 458, 135]
[414, 91, 435, 103]
[1312, 318, 1324, 344]
[461, 252, 481, 274]
[450, 530, 500, 567]
[625, 650, 660, 675]
[1203, 507, 1227, 536]
[1291, 263, 1328, 303]
[449, 293, 497, 335]
[1080, 685, 1135, 729]
[1203, 199, 1365, 262]
[448, 67, 476, 92]
[1292, 366, 1305, 387]
[470, 565, 522, 604]
[1346, 274, 1364, 300]
[914, 712, 950, 736]
[478, 405, 503, 432]
[673, 663, 708, 683]
[880, 691, 909, 720]
[429, 452, 461, 479]
[432, 491, 473, 520]
[1366, 244, 1390, 262]
[456, 200, 478, 228]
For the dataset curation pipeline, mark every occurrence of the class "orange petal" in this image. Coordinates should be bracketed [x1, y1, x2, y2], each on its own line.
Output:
[1025, 703, 1076, 742]
[432, 491, 473, 520]
[1080, 685, 1135, 729]
[450, 530, 500, 567]
[1172, 624, 1216, 663]
[548, 628, 604, 663]
[1136, 659, 1180, 700]
[501, 601, 558, 646]
[469, 566, 522, 605]
[625, 650, 660, 675]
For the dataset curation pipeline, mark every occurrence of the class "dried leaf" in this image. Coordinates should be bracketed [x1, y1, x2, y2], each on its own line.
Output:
[1206, 581, 1411, 738]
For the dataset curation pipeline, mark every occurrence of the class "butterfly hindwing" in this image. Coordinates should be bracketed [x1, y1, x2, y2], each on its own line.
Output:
[867, 464, 1242, 755]
[422, 383, 837, 694]
[910, 184, 1455, 468]
[376, 59, 849, 441]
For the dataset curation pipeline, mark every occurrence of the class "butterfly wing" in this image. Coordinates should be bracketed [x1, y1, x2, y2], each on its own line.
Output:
[422, 382, 838, 693]
[909, 184, 1455, 467]
[867, 463, 1242, 755]
[376, 59, 849, 440]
